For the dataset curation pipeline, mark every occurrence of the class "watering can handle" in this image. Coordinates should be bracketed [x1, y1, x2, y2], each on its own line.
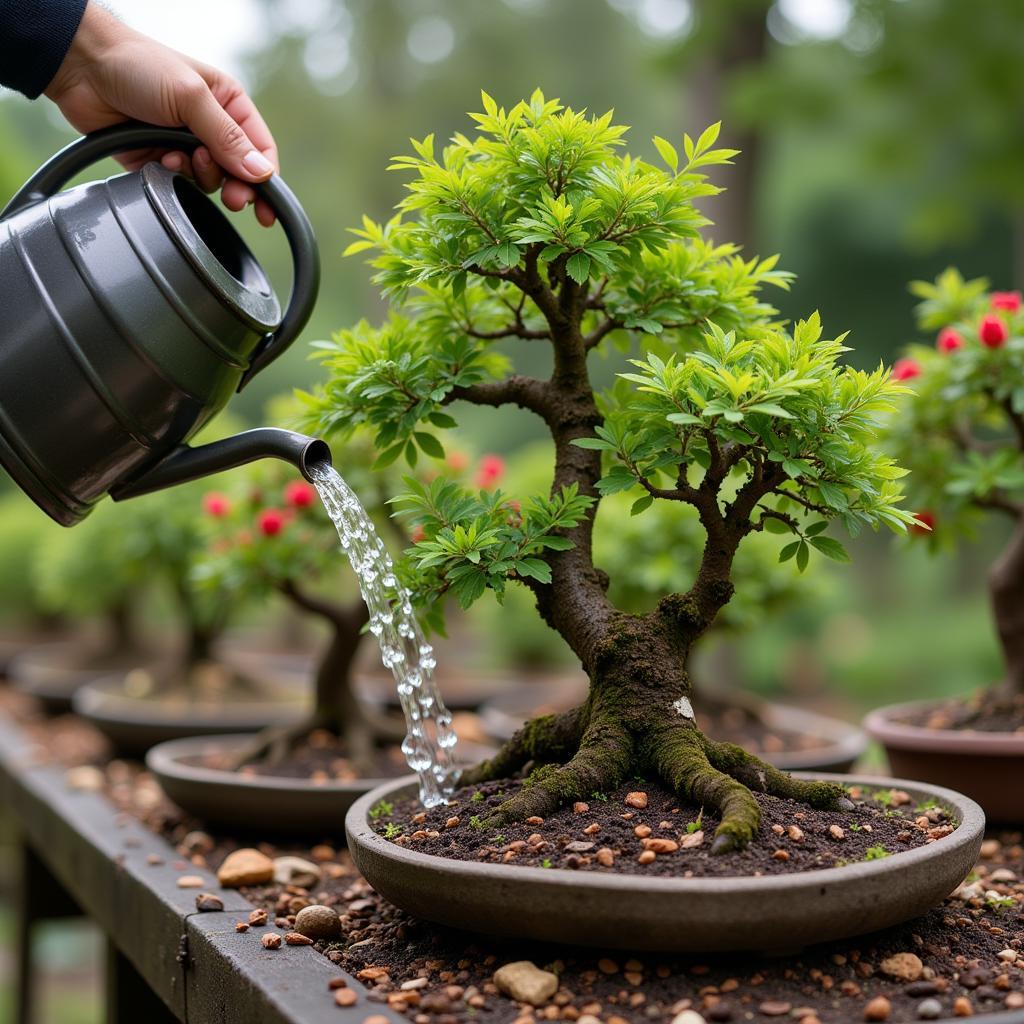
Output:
[1, 122, 319, 389]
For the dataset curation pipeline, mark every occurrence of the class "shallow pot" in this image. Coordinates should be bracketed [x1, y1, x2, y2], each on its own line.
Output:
[9, 641, 155, 715]
[147, 733, 495, 838]
[482, 683, 868, 774]
[866, 699, 1024, 824]
[347, 773, 983, 954]
[73, 672, 309, 758]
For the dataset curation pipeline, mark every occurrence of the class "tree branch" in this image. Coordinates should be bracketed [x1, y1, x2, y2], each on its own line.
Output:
[584, 316, 623, 350]
[445, 375, 555, 421]
[973, 492, 1024, 519]
[278, 580, 354, 629]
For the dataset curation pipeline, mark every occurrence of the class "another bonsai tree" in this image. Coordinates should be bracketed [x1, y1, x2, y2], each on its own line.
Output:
[884, 269, 1024, 715]
[304, 92, 915, 851]
[195, 448, 393, 770]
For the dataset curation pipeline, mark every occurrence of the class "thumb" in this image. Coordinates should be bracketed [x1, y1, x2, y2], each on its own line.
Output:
[178, 79, 274, 183]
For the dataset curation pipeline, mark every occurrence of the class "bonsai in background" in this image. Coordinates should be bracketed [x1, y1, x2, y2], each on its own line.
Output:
[196, 450, 389, 771]
[885, 269, 1024, 725]
[305, 92, 914, 851]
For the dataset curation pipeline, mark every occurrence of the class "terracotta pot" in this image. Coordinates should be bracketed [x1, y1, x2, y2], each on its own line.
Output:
[482, 682, 868, 774]
[865, 700, 1024, 824]
[347, 773, 983, 954]
[147, 733, 495, 837]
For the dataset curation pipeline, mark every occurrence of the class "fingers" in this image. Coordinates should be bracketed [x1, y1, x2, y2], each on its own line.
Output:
[191, 147, 224, 194]
[174, 72, 274, 185]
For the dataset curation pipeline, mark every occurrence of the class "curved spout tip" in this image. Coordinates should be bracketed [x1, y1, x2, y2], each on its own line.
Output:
[111, 428, 333, 502]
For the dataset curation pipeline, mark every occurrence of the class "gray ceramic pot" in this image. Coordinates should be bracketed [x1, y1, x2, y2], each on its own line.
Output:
[73, 673, 309, 758]
[866, 700, 1024, 824]
[147, 733, 496, 838]
[347, 773, 983, 954]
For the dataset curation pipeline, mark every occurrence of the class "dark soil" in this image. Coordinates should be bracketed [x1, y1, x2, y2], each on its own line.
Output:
[898, 689, 1024, 734]
[6, 686, 1024, 1023]
[183, 729, 412, 782]
[374, 779, 951, 878]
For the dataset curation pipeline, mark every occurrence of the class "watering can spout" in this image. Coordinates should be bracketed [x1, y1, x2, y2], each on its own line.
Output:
[109, 428, 331, 502]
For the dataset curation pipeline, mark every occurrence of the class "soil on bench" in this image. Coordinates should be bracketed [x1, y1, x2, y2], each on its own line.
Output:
[898, 689, 1024, 734]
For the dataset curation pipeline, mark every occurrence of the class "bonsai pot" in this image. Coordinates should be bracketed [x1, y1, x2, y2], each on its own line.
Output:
[9, 640, 152, 715]
[72, 669, 309, 758]
[347, 772, 983, 954]
[147, 732, 496, 837]
[865, 699, 1024, 824]
[482, 681, 868, 774]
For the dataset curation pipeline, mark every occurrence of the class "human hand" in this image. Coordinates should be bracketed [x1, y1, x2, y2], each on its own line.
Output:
[45, 2, 278, 226]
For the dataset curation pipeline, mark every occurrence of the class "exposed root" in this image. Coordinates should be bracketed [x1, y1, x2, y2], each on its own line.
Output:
[463, 699, 850, 853]
[226, 716, 326, 771]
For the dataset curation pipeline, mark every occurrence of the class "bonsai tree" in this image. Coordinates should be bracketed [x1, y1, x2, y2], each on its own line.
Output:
[884, 268, 1024, 713]
[195, 448, 393, 769]
[304, 91, 915, 852]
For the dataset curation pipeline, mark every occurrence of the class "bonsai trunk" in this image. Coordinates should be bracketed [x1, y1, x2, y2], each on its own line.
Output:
[989, 513, 1024, 694]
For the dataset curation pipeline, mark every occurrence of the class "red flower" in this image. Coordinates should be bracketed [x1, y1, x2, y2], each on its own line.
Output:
[475, 454, 506, 489]
[911, 510, 936, 535]
[203, 492, 231, 518]
[258, 508, 286, 537]
[991, 291, 1022, 312]
[980, 314, 1009, 348]
[936, 327, 964, 353]
[284, 480, 316, 509]
[446, 450, 469, 472]
[410, 524, 426, 543]
[891, 358, 922, 382]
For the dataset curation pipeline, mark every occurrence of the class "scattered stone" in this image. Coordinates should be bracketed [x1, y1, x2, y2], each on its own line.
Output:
[445, 816, 460, 829]
[864, 996, 891, 1021]
[493, 961, 559, 1006]
[787, 825, 805, 842]
[65, 765, 104, 791]
[598, 958, 618, 975]
[272, 856, 322, 889]
[596, 848, 615, 867]
[248, 908, 268, 926]
[217, 848, 274, 888]
[363, 1017, 390, 1024]
[680, 831, 704, 849]
[294, 904, 341, 941]
[194, 892, 224, 912]
[565, 841, 594, 853]
[905, 982, 939, 997]
[916, 999, 942, 1020]
[980, 839, 1001, 860]
[526, 816, 544, 825]
[574, 802, 590, 813]
[829, 825, 846, 841]
[671, 1012, 706, 1024]
[889, 790, 912, 806]
[952, 996, 973, 1017]
[310, 844, 336, 862]
[988, 868, 1016, 882]
[176, 875, 205, 888]
[772, 850, 790, 862]
[1006, 993, 1024, 1009]
[146, 854, 163, 865]
[642, 838, 678, 854]
[334, 988, 358, 1007]
[583, 823, 601, 835]
[880, 953, 923, 982]
[261, 933, 282, 949]
[284, 932, 314, 946]
[182, 830, 214, 854]
[235, 922, 248, 932]
[625, 792, 648, 809]
[638, 850, 656, 865]
[634, 824, 652, 838]
[401, 978, 428, 991]
[758, 1000, 791, 1016]
[997, 949, 1017, 963]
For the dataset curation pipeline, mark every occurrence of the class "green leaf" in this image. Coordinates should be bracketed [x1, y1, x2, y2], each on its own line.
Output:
[630, 495, 654, 516]
[809, 535, 851, 562]
[779, 540, 800, 563]
[516, 557, 552, 583]
[413, 431, 445, 459]
[762, 516, 792, 535]
[652, 135, 679, 173]
[566, 252, 591, 284]
[795, 540, 810, 573]
[374, 442, 405, 469]
[496, 241, 521, 267]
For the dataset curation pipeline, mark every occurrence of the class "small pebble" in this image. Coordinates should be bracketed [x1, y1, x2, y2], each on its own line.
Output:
[217, 848, 274, 888]
[284, 932, 314, 946]
[262, 933, 282, 950]
[671, 1012, 706, 1024]
[880, 953, 923, 982]
[334, 988, 358, 1007]
[295, 905, 341, 941]
[194, 892, 224, 912]
[249, 908, 268, 926]
[176, 875, 205, 888]
[916, 999, 942, 1020]
[625, 792, 648, 809]
[864, 996, 891, 1021]
[758, 1001, 791, 1016]
[234, 922, 248, 933]
[952, 996, 973, 1017]
[638, 850, 656, 865]
[772, 849, 790, 862]
[493, 961, 558, 1006]
[829, 825, 845, 841]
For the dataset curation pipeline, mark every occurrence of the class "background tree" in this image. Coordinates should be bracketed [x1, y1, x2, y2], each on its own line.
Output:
[884, 269, 1024, 706]
[304, 92, 914, 851]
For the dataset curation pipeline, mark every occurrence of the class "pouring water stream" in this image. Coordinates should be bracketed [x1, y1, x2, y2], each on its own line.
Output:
[310, 462, 459, 807]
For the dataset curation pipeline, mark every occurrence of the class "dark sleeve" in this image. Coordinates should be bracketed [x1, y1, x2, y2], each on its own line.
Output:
[0, 0, 89, 99]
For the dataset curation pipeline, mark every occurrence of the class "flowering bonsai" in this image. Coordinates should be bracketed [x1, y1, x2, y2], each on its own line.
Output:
[195, 451, 395, 770]
[884, 269, 1024, 723]
[305, 92, 915, 852]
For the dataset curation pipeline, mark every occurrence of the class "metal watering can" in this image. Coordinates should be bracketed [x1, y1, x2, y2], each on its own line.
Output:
[0, 122, 331, 526]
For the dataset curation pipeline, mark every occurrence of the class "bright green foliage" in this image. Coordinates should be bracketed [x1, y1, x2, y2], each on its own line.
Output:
[304, 91, 914, 626]
[883, 269, 1024, 543]
[0, 493, 63, 624]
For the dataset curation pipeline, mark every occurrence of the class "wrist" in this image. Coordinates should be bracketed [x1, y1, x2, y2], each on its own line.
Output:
[45, 3, 123, 100]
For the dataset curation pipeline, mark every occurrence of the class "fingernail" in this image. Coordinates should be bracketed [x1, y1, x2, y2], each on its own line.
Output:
[242, 150, 274, 177]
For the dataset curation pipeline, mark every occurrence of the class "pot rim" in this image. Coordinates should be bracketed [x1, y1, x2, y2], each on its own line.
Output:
[865, 700, 1024, 756]
[147, 732, 381, 794]
[347, 771, 984, 895]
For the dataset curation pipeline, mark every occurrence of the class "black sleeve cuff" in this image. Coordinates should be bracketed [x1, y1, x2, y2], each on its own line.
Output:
[0, 0, 89, 99]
